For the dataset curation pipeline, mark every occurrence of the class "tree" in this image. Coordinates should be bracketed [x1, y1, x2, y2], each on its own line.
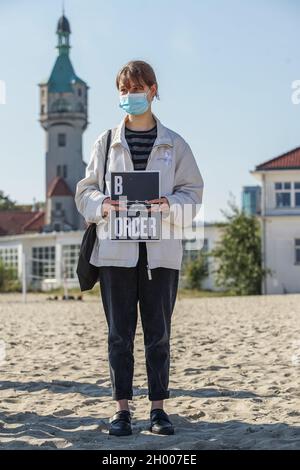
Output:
[0, 190, 17, 210]
[211, 198, 269, 295]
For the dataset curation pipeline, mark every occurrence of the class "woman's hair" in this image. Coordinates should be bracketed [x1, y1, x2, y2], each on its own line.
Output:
[116, 60, 160, 100]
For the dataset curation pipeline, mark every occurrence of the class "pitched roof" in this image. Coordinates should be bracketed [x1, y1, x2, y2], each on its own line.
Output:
[255, 147, 300, 171]
[22, 211, 45, 232]
[47, 54, 86, 93]
[47, 176, 73, 197]
[0, 211, 45, 236]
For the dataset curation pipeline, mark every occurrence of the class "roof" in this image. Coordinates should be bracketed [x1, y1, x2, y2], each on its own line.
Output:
[255, 147, 300, 171]
[57, 15, 71, 34]
[40, 13, 86, 93]
[0, 211, 45, 236]
[47, 54, 86, 93]
[47, 176, 74, 197]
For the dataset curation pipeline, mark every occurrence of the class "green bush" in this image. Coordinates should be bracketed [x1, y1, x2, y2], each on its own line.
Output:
[0, 260, 21, 292]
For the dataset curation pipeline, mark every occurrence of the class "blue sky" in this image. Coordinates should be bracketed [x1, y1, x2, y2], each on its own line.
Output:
[1, 0, 300, 221]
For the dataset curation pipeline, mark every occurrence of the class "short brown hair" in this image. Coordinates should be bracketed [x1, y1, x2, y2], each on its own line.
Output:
[116, 60, 160, 100]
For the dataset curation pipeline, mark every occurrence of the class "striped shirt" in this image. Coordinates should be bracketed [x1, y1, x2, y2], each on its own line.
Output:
[125, 124, 157, 170]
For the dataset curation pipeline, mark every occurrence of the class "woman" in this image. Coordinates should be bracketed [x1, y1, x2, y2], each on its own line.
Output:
[75, 60, 204, 437]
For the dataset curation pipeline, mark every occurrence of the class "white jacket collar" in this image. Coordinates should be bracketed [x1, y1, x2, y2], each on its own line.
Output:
[111, 112, 173, 149]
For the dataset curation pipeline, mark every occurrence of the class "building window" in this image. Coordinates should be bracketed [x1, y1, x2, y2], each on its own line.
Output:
[275, 182, 291, 190]
[56, 165, 67, 178]
[0, 247, 19, 278]
[58, 133, 66, 147]
[295, 239, 300, 265]
[55, 202, 62, 211]
[32, 246, 55, 280]
[62, 245, 81, 280]
[78, 88, 82, 97]
[276, 192, 291, 207]
[295, 182, 300, 207]
[275, 182, 300, 208]
[41, 104, 45, 114]
[275, 182, 291, 207]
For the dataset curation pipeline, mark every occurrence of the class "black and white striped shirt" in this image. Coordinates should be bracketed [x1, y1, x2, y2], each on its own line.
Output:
[125, 124, 157, 170]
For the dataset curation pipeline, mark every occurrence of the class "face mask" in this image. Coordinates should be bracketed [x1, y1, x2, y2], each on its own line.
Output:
[119, 89, 151, 115]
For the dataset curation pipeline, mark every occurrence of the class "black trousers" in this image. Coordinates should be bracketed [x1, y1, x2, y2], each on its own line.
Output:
[98, 242, 179, 401]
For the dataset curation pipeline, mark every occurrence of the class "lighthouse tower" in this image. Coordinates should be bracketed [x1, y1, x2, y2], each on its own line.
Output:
[38, 11, 88, 231]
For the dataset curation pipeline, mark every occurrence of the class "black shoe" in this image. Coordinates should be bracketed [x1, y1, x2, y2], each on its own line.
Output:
[109, 410, 132, 436]
[149, 408, 174, 435]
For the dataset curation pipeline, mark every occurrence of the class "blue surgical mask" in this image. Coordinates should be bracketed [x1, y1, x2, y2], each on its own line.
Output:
[119, 89, 151, 115]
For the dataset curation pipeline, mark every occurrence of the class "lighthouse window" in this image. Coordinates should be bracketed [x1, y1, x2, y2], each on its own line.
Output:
[57, 165, 67, 177]
[58, 133, 66, 147]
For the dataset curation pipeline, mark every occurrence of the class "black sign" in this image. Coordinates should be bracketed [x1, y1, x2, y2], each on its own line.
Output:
[109, 171, 161, 241]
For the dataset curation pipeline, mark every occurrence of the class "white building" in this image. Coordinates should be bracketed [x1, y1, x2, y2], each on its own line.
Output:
[251, 147, 300, 294]
[0, 229, 82, 291]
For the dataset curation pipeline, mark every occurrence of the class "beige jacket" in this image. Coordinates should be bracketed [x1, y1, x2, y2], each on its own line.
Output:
[74, 113, 204, 273]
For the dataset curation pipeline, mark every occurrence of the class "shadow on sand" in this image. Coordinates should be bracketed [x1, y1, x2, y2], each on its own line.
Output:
[1, 380, 300, 450]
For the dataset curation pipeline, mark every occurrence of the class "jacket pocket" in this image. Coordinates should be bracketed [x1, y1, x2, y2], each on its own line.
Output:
[97, 237, 137, 261]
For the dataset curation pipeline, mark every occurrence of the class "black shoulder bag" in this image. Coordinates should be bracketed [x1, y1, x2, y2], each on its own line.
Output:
[76, 129, 112, 291]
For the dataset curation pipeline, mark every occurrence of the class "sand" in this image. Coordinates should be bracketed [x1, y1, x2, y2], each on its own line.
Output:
[0, 291, 299, 450]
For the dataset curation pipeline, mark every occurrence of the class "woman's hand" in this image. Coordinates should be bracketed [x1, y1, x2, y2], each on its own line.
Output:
[146, 197, 170, 213]
[101, 197, 170, 218]
[101, 197, 127, 218]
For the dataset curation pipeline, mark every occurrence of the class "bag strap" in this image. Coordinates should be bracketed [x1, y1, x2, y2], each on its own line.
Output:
[103, 129, 112, 194]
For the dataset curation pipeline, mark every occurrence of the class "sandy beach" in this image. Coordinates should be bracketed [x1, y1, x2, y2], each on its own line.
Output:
[0, 291, 299, 450]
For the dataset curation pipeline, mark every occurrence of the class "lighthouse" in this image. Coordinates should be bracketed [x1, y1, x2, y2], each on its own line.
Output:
[38, 11, 88, 231]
